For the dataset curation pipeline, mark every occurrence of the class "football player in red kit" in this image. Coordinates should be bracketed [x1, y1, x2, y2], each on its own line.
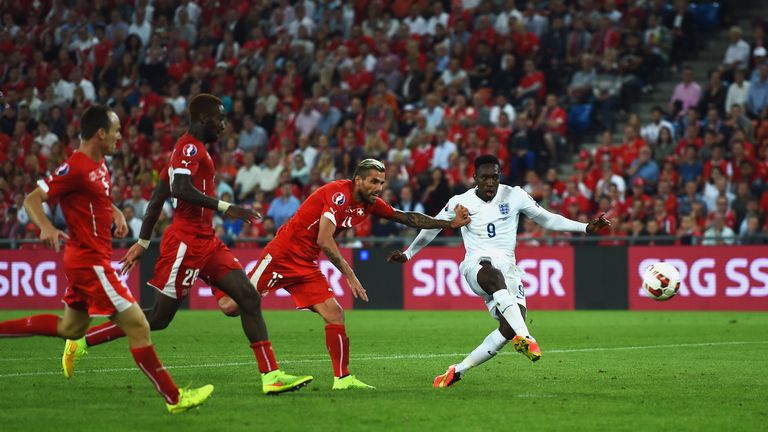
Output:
[65, 94, 312, 395]
[0, 106, 214, 413]
[246, 159, 471, 389]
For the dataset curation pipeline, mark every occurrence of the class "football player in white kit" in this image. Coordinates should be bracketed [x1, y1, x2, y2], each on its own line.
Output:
[388, 155, 609, 388]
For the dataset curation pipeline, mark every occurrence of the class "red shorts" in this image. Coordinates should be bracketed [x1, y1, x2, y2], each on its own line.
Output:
[148, 226, 242, 299]
[63, 261, 136, 316]
[247, 248, 333, 309]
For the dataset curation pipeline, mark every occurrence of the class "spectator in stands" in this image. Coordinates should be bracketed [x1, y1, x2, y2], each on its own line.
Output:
[677, 145, 704, 185]
[237, 115, 268, 160]
[746, 63, 768, 118]
[267, 181, 301, 228]
[126, 185, 148, 219]
[644, 12, 672, 70]
[122, 204, 143, 239]
[726, 71, 751, 117]
[740, 215, 765, 244]
[431, 128, 457, 171]
[627, 146, 660, 190]
[641, 106, 676, 145]
[698, 69, 727, 118]
[421, 168, 451, 217]
[667, 0, 695, 71]
[669, 65, 701, 118]
[677, 179, 707, 217]
[235, 152, 261, 202]
[723, 26, 752, 79]
[702, 214, 736, 245]
[0, 207, 22, 242]
[516, 59, 546, 104]
[258, 151, 283, 194]
[595, 162, 627, 201]
[752, 47, 767, 81]
[567, 54, 596, 104]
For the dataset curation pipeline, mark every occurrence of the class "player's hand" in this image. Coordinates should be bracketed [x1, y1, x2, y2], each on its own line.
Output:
[119, 242, 146, 275]
[586, 213, 611, 234]
[387, 250, 408, 263]
[113, 211, 129, 239]
[40, 225, 70, 252]
[224, 204, 262, 224]
[346, 273, 368, 302]
[450, 204, 471, 228]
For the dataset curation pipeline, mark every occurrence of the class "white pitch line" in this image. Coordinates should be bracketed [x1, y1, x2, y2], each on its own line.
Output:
[0, 340, 766, 379]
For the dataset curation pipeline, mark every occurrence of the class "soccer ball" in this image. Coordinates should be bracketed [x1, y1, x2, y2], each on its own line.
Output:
[642, 261, 681, 301]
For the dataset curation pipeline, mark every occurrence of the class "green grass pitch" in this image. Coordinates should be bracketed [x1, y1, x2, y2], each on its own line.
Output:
[1, 310, 766, 431]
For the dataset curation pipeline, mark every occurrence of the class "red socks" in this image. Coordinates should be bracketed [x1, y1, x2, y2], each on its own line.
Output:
[131, 345, 180, 405]
[85, 322, 126, 346]
[325, 324, 349, 378]
[251, 341, 278, 373]
[0, 314, 59, 337]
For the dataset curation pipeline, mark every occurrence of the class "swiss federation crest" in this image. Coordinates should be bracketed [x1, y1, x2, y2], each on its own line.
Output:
[54, 163, 70, 176]
[182, 143, 198, 157]
[499, 203, 510, 215]
[332, 192, 346, 206]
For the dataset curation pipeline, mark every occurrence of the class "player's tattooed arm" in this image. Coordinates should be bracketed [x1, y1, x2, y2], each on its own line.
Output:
[138, 177, 171, 240]
[390, 205, 471, 229]
[317, 216, 368, 301]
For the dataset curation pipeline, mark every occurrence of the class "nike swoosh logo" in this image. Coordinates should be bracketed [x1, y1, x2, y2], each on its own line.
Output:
[469, 212, 478, 216]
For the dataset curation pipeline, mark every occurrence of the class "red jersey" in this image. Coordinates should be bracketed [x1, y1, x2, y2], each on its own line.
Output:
[166, 134, 216, 236]
[267, 180, 395, 262]
[38, 152, 113, 265]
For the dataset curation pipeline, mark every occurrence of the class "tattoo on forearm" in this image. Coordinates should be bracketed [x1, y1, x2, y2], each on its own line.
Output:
[399, 211, 451, 229]
[322, 245, 348, 273]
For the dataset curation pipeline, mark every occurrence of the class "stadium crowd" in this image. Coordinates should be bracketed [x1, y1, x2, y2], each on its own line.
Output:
[0, 0, 766, 248]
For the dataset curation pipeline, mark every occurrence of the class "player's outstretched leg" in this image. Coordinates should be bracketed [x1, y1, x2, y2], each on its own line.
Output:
[63, 294, 184, 378]
[310, 298, 375, 390]
[476, 262, 541, 362]
[214, 269, 313, 394]
[0, 307, 92, 377]
[435, 326, 512, 388]
[111, 304, 213, 413]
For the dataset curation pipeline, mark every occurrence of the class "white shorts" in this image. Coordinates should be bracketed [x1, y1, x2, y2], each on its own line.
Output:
[460, 255, 527, 320]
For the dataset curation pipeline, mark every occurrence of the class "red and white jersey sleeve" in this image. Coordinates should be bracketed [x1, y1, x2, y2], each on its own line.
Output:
[320, 183, 351, 226]
[370, 197, 395, 218]
[169, 137, 203, 177]
[38, 160, 81, 201]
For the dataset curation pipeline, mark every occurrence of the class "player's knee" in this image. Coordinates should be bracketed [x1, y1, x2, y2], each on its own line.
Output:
[318, 302, 344, 325]
[236, 288, 262, 312]
[218, 297, 241, 317]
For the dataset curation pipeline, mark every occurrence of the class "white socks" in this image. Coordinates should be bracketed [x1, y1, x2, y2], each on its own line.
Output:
[492, 289, 531, 338]
[455, 329, 509, 375]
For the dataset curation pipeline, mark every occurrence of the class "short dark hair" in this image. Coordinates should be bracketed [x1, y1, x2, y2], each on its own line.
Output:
[189, 93, 223, 123]
[80, 105, 112, 140]
[474, 155, 500, 171]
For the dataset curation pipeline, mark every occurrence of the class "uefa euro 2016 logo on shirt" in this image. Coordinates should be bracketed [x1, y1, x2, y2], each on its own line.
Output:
[332, 192, 346, 206]
[54, 163, 70, 176]
[182, 143, 198, 157]
[499, 203, 510, 215]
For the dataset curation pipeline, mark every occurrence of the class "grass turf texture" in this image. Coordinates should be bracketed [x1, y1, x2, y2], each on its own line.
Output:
[0, 310, 766, 432]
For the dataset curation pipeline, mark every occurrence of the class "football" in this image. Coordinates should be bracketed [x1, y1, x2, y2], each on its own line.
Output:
[642, 261, 681, 301]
